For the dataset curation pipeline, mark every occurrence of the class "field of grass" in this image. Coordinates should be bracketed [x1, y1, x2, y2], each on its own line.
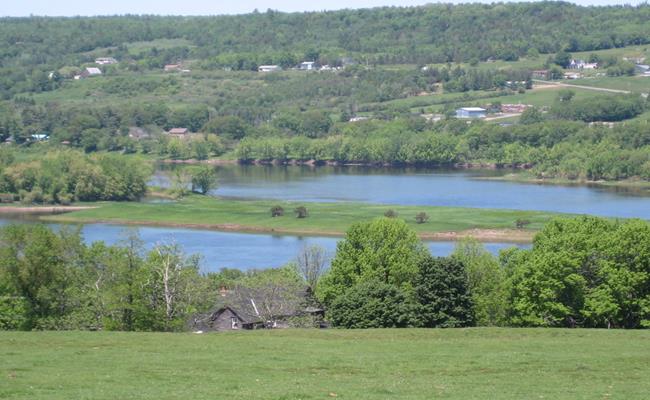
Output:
[39, 194, 560, 241]
[1, 329, 649, 399]
[568, 76, 650, 93]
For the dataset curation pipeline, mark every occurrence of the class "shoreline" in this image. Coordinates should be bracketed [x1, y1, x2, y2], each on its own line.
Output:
[0, 206, 97, 214]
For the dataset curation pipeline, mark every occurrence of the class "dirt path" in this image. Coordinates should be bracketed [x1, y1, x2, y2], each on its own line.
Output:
[532, 79, 631, 94]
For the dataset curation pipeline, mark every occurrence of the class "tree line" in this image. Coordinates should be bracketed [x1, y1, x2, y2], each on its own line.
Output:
[1, 215, 648, 330]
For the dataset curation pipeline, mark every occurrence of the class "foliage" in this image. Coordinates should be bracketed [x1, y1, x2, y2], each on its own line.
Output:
[190, 166, 217, 195]
[415, 212, 429, 224]
[329, 279, 417, 328]
[270, 205, 284, 217]
[414, 256, 474, 328]
[318, 218, 426, 306]
[452, 238, 507, 326]
[294, 206, 308, 218]
[384, 209, 398, 218]
[506, 216, 650, 328]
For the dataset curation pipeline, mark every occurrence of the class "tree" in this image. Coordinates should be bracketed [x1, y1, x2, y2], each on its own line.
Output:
[553, 50, 572, 68]
[415, 256, 474, 328]
[294, 206, 308, 218]
[415, 212, 429, 224]
[519, 107, 544, 125]
[295, 245, 328, 295]
[191, 166, 217, 194]
[452, 238, 507, 326]
[318, 218, 426, 306]
[329, 279, 417, 328]
[270, 205, 284, 217]
[202, 116, 251, 140]
[384, 209, 398, 218]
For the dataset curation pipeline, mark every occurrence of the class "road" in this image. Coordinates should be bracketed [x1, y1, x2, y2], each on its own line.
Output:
[532, 79, 632, 94]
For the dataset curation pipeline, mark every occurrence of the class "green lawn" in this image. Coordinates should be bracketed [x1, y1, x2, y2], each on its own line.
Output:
[1, 329, 649, 399]
[40, 195, 562, 240]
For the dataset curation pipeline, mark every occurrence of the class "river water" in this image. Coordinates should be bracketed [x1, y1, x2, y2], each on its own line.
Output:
[3, 165, 648, 271]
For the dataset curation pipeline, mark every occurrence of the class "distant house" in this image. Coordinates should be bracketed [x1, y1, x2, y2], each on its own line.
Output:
[564, 72, 582, 80]
[349, 116, 369, 122]
[568, 59, 598, 70]
[80, 67, 102, 78]
[531, 70, 549, 80]
[168, 128, 189, 135]
[258, 65, 281, 72]
[128, 127, 150, 140]
[95, 57, 117, 65]
[30, 134, 49, 141]
[456, 107, 487, 119]
[299, 61, 316, 71]
[164, 64, 181, 72]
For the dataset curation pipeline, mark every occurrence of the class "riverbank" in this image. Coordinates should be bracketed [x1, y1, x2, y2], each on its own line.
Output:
[477, 172, 650, 191]
[22, 195, 562, 242]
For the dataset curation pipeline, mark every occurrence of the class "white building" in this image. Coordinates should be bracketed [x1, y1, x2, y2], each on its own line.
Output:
[258, 65, 281, 72]
[81, 67, 102, 78]
[299, 61, 316, 71]
[456, 107, 486, 119]
[95, 57, 118, 65]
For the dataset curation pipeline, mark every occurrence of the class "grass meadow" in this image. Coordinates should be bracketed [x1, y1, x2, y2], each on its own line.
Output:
[1, 328, 649, 399]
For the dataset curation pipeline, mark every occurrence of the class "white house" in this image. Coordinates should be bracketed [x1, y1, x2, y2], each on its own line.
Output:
[258, 65, 281, 73]
[569, 59, 598, 70]
[95, 57, 117, 65]
[456, 107, 486, 119]
[80, 67, 102, 78]
[299, 61, 316, 70]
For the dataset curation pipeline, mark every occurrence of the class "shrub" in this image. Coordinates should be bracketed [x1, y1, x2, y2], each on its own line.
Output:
[515, 219, 531, 229]
[415, 212, 429, 224]
[270, 205, 284, 217]
[294, 206, 308, 218]
[384, 209, 398, 218]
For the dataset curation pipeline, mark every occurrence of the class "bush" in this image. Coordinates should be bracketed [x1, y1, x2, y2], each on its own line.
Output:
[270, 205, 284, 217]
[515, 219, 531, 229]
[294, 206, 308, 218]
[329, 279, 417, 328]
[384, 209, 398, 218]
[415, 212, 429, 224]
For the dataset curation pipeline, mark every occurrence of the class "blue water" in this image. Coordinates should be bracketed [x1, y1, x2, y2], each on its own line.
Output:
[0, 218, 526, 272]
[154, 165, 650, 219]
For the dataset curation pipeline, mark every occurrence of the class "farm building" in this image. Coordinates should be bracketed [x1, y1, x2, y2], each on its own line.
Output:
[299, 61, 316, 70]
[258, 65, 281, 72]
[531, 70, 549, 79]
[192, 306, 264, 331]
[95, 57, 117, 65]
[164, 64, 181, 72]
[168, 128, 189, 135]
[456, 107, 486, 119]
[80, 67, 102, 78]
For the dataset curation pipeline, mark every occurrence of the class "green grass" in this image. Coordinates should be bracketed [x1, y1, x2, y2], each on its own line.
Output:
[568, 76, 650, 93]
[39, 194, 562, 240]
[1, 329, 649, 399]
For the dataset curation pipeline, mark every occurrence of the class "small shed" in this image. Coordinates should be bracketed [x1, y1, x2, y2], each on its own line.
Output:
[81, 67, 102, 78]
[258, 65, 281, 72]
[168, 128, 189, 135]
[456, 107, 486, 119]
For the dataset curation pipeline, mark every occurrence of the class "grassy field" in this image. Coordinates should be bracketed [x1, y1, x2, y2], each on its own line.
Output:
[1, 329, 649, 399]
[38, 195, 563, 241]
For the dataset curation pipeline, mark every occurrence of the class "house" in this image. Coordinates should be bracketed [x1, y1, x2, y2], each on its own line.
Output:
[258, 65, 281, 72]
[568, 59, 598, 70]
[30, 134, 49, 141]
[128, 127, 150, 140]
[164, 64, 181, 72]
[192, 306, 264, 331]
[349, 116, 369, 122]
[456, 107, 487, 119]
[531, 70, 549, 80]
[95, 57, 117, 65]
[299, 61, 316, 71]
[80, 67, 102, 78]
[564, 72, 582, 80]
[168, 128, 189, 135]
